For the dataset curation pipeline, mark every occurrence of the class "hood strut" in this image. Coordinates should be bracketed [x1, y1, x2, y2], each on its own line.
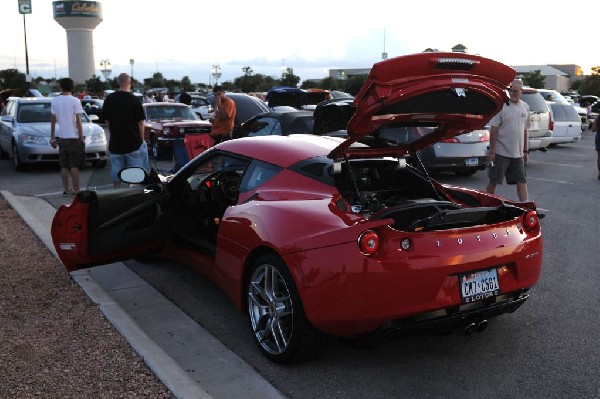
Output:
[344, 155, 368, 212]
[412, 153, 444, 201]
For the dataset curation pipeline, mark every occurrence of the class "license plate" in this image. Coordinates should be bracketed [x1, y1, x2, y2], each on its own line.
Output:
[460, 269, 500, 303]
[465, 157, 478, 166]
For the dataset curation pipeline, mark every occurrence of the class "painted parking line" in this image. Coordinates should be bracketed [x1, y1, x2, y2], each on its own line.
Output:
[528, 177, 574, 184]
[530, 161, 583, 168]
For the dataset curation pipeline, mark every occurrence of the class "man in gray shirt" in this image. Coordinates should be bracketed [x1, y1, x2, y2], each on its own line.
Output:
[485, 78, 530, 201]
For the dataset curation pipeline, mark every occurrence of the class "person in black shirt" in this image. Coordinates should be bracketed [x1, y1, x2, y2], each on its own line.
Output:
[178, 91, 192, 106]
[103, 73, 150, 188]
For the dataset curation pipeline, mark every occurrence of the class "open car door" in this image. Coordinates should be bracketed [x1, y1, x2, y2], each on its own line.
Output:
[51, 171, 169, 272]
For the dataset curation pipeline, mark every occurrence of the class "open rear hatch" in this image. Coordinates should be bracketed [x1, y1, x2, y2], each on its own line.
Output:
[329, 52, 515, 160]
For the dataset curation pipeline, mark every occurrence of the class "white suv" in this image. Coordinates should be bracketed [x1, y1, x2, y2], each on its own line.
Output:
[521, 88, 553, 151]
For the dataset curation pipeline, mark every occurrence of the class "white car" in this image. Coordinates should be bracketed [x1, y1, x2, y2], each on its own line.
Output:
[0, 97, 107, 170]
[521, 88, 552, 151]
[546, 102, 582, 145]
[190, 94, 212, 120]
[539, 89, 588, 131]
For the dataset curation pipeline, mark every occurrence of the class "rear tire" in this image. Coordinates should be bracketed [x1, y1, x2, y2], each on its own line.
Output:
[247, 254, 327, 364]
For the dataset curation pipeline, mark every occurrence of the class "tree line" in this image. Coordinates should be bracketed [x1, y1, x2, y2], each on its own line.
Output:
[0, 67, 369, 98]
[2, 66, 600, 99]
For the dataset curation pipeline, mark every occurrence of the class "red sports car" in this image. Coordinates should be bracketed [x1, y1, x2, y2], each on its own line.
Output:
[51, 52, 543, 364]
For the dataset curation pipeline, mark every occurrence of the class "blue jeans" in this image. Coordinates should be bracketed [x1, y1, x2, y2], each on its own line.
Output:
[109, 141, 150, 182]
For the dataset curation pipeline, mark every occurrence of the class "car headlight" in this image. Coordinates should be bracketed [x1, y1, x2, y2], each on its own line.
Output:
[21, 134, 48, 145]
[89, 133, 106, 143]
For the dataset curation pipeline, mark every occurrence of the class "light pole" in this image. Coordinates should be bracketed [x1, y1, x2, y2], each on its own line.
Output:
[211, 64, 221, 86]
[129, 59, 134, 80]
[99, 59, 111, 88]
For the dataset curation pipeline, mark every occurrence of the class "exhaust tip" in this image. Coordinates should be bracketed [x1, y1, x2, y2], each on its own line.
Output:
[464, 323, 476, 336]
[477, 319, 488, 332]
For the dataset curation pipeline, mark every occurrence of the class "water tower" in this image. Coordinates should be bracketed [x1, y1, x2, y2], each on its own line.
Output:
[53, 1, 103, 83]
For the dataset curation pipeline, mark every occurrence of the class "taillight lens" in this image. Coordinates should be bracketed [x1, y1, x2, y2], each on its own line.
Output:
[548, 112, 554, 131]
[441, 137, 460, 143]
[358, 230, 379, 255]
[479, 130, 490, 142]
[523, 210, 539, 230]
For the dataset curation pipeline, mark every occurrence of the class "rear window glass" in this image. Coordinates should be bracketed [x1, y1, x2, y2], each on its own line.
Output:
[551, 103, 580, 122]
[522, 92, 549, 113]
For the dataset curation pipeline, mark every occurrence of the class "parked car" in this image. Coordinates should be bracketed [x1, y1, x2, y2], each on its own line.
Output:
[237, 110, 315, 138]
[51, 52, 542, 363]
[81, 98, 104, 124]
[0, 96, 107, 171]
[143, 102, 212, 160]
[520, 88, 553, 151]
[266, 86, 308, 110]
[314, 97, 490, 177]
[304, 88, 332, 110]
[190, 94, 212, 120]
[539, 89, 588, 130]
[546, 102, 582, 145]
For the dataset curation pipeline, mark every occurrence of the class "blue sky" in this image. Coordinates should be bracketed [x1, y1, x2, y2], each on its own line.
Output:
[1, 0, 598, 84]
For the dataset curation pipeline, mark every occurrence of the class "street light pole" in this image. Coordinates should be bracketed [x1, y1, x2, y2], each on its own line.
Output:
[129, 59, 134, 80]
[99, 59, 112, 88]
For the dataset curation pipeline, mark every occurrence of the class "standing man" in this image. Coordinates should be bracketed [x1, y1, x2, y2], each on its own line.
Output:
[485, 78, 530, 201]
[209, 86, 236, 143]
[50, 77, 85, 196]
[103, 73, 149, 188]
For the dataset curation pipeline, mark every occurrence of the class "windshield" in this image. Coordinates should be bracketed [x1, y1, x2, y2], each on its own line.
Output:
[145, 105, 199, 120]
[17, 102, 91, 123]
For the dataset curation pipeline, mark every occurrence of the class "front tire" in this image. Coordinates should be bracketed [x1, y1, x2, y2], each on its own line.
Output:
[12, 142, 26, 171]
[247, 254, 326, 363]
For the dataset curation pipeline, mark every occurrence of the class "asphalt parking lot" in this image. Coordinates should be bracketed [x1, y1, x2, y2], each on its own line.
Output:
[1, 129, 599, 399]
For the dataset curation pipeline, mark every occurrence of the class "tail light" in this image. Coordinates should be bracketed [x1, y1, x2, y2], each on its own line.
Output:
[548, 112, 554, 132]
[523, 210, 539, 230]
[479, 130, 490, 142]
[441, 137, 460, 143]
[358, 230, 379, 255]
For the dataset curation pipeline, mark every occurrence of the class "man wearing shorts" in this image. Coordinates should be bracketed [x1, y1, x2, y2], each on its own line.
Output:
[50, 77, 85, 196]
[103, 73, 150, 188]
[486, 78, 530, 202]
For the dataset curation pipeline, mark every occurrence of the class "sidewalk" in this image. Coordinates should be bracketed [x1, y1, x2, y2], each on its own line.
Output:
[1, 190, 285, 399]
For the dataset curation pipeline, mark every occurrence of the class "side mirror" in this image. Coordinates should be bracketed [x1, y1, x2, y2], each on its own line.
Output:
[118, 167, 146, 184]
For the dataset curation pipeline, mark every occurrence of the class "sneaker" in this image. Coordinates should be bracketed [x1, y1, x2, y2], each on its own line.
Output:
[62, 191, 70, 197]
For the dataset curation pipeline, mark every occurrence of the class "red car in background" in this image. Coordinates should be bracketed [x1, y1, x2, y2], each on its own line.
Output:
[143, 102, 212, 159]
[51, 52, 542, 363]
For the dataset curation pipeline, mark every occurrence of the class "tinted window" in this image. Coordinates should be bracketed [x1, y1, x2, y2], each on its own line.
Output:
[521, 92, 549, 113]
[245, 117, 282, 136]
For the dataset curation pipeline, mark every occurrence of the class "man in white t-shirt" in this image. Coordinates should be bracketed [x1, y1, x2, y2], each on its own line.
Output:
[50, 77, 85, 196]
[485, 78, 531, 201]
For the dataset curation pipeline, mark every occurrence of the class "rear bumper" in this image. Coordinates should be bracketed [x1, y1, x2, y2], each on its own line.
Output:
[360, 290, 529, 345]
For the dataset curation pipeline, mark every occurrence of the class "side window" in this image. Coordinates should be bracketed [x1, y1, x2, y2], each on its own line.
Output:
[186, 152, 251, 189]
[247, 117, 281, 136]
[239, 160, 283, 192]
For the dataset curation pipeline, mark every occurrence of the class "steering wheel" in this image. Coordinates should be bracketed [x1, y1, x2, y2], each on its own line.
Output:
[212, 170, 241, 207]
